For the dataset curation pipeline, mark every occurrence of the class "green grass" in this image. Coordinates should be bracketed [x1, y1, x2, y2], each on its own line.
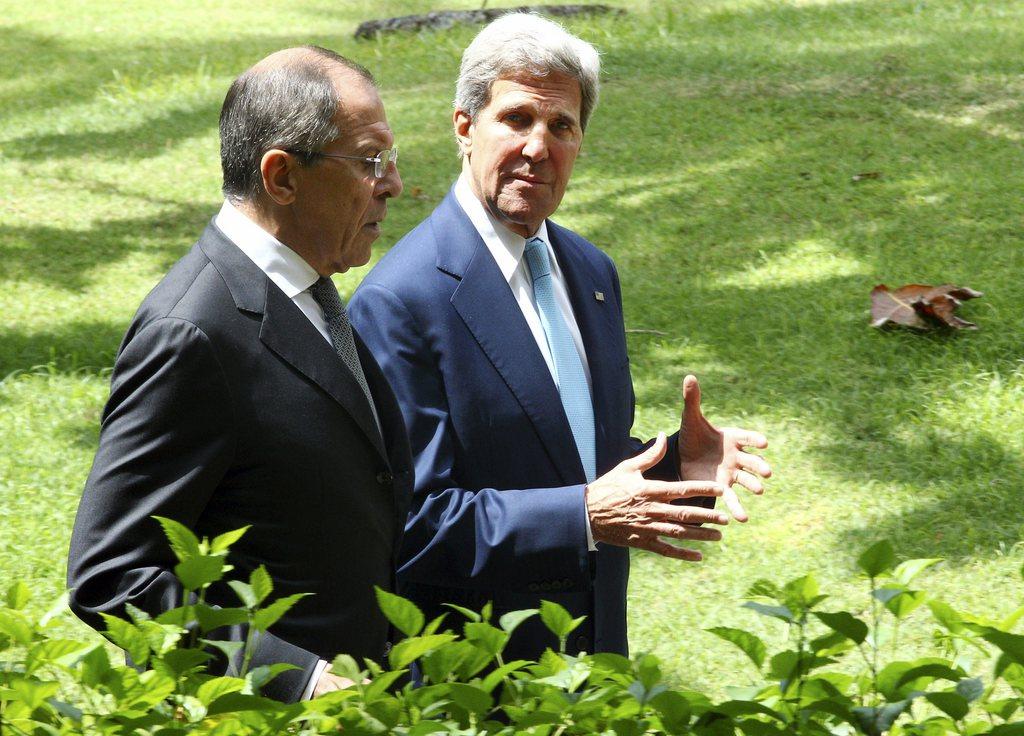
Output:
[2, 0, 1023, 696]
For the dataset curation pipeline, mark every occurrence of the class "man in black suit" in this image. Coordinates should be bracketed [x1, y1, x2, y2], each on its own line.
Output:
[66, 46, 410, 702]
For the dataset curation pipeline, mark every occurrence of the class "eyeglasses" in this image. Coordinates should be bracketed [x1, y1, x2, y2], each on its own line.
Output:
[285, 147, 398, 179]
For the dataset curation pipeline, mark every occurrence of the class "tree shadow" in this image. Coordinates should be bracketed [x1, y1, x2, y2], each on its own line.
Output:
[0, 320, 127, 377]
[0, 200, 215, 292]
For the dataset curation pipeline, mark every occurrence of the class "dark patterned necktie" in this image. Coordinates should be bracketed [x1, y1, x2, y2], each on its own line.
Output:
[308, 276, 379, 429]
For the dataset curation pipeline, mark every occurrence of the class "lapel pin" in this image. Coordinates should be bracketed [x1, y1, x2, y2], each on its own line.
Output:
[594, 291, 605, 302]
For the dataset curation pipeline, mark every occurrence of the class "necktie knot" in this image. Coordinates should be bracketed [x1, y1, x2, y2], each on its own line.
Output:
[524, 237, 552, 280]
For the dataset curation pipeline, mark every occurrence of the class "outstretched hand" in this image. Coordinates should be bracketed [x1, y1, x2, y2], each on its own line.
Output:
[586, 433, 730, 561]
[678, 374, 771, 522]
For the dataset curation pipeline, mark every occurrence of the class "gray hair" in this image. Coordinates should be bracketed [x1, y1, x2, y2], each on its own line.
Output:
[219, 46, 374, 201]
[455, 12, 600, 131]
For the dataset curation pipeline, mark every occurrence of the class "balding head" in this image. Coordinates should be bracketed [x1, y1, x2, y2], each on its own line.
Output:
[219, 46, 375, 201]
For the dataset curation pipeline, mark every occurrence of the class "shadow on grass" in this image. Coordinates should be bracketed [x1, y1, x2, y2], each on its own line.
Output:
[0, 320, 126, 377]
[0, 201, 214, 292]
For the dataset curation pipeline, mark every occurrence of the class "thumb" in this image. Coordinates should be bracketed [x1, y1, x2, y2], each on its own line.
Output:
[682, 374, 704, 425]
[629, 431, 667, 472]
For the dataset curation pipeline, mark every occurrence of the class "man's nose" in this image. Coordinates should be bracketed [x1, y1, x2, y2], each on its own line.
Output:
[521, 124, 550, 162]
[376, 161, 403, 199]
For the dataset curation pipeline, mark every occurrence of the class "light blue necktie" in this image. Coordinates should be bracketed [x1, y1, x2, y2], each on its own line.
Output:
[524, 237, 597, 482]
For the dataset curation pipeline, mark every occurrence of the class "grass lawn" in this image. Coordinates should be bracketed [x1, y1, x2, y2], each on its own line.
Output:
[2, 0, 1022, 696]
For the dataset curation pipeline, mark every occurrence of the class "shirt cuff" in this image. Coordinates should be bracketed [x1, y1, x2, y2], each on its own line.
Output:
[301, 658, 330, 701]
[584, 499, 597, 552]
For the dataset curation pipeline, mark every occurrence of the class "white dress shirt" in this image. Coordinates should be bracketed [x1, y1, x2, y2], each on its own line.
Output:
[453, 176, 598, 550]
[214, 200, 332, 699]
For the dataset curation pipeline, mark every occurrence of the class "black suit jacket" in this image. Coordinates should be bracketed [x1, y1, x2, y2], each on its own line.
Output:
[67, 221, 413, 701]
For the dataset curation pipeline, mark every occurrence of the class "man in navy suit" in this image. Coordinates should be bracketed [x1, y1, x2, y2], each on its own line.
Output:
[348, 14, 771, 660]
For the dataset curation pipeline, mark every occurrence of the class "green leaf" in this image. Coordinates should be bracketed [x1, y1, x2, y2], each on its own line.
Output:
[6, 582, 30, 610]
[706, 626, 766, 669]
[782, 573, 821, 610]
[928, 600, 966, 633]
[174, 554, 226, 591]
[926, 691, 969, 721]
[990, 723, 1024, 736]
[250, 565, 273, 605]
[0, 610, 33, 644]
[210, 526, 250, 553]
[245, 663, 298, 693]
[389, 633, 458, 669]
[200, 637, 245, 669]
[745, 579, 781, 599]
[442, 603, 481, 622]
[253, 593, 309, 630]
[330, 654, 365, 683]
[480, 659, 530, 693]
[420, 641, 469, 683]
[194, 604, 249, 632]
[982, 630, 1024, 665]
[154, 515, 201, 561]
[1000, 604, 1024, 632]
[814, 611, 868, 644]
[205, 692, 283, 716]
[893, 557, 942, 585]
[448, 683, 492, 714]
[884, 590, 926, 619]
[498, 608, 538, 635]
[155, 648, 212, 678]
[539, 600, 580, 640]
[983, 698, 1019, 720]
[894, 662, 967, 689]
[228, 580, 257, 608]
[100, 614, 152, 666]
[649, 690, 692, 732]
[741, 601, 794, 622]
[10, 679, 59, 710]
[857, 540, 896, 578]
[374, 586, 425, 638]
[197, 676, 245, 705]
[464, 621, 508, 657]
[25, 639, 92, 674]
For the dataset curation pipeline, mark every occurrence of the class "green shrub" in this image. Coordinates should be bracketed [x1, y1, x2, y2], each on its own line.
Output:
[1, 526, 1021, 734]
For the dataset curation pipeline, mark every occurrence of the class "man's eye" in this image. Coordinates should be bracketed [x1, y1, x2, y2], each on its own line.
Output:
[504, 113, 526, 125]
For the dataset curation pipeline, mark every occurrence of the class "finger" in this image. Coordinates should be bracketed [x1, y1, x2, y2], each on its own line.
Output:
[722, 486, 749, 522]
[625, 431, 668, 472]
[734, 470, 764, 494]
[650, 502, 730, 526]
[635, 535, 704, 562]
[640, 479, 725, 502]
[643, 521, 724, 542]
[681, 374, 704, 425]
[724, 428, 768, 450]
[737, 450, 772, 478]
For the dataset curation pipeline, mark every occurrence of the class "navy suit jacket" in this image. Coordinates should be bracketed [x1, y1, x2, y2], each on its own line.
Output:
[68, 222, 413, 701]
[349, 190, 684, 659]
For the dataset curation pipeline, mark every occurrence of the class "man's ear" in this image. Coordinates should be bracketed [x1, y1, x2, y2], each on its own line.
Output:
[260, 149, 298, 205]
[453, 109, 473, 157]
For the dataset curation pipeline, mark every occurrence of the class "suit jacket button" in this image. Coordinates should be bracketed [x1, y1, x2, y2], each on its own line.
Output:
[528, 583, 540, 592]
[376, 471, 393, 485]
[539, 581, 552, 591]
[574, 634, 590, 652]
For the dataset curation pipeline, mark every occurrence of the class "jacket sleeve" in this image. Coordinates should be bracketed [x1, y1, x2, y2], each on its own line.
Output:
[66, 317, 318, 702]
[349, 284, 593, 593]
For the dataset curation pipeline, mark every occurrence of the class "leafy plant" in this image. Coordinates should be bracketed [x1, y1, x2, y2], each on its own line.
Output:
[1, 525, 1021, 734]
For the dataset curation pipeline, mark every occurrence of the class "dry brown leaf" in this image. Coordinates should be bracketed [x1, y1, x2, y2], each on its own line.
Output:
[870, 283, 983, 330]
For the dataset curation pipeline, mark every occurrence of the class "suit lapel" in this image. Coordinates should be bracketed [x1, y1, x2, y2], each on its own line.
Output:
[548, 224, 623, 477]
[199, 222, 389, 464]
[435, 193, 585, 486]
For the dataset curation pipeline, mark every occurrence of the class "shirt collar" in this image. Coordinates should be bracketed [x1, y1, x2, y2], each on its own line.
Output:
[214, 199, 320, 298]
[454, 173, 552, 285]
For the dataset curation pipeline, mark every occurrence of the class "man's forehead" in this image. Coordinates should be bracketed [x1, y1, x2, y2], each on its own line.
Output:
[488, 73, 582, 113]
